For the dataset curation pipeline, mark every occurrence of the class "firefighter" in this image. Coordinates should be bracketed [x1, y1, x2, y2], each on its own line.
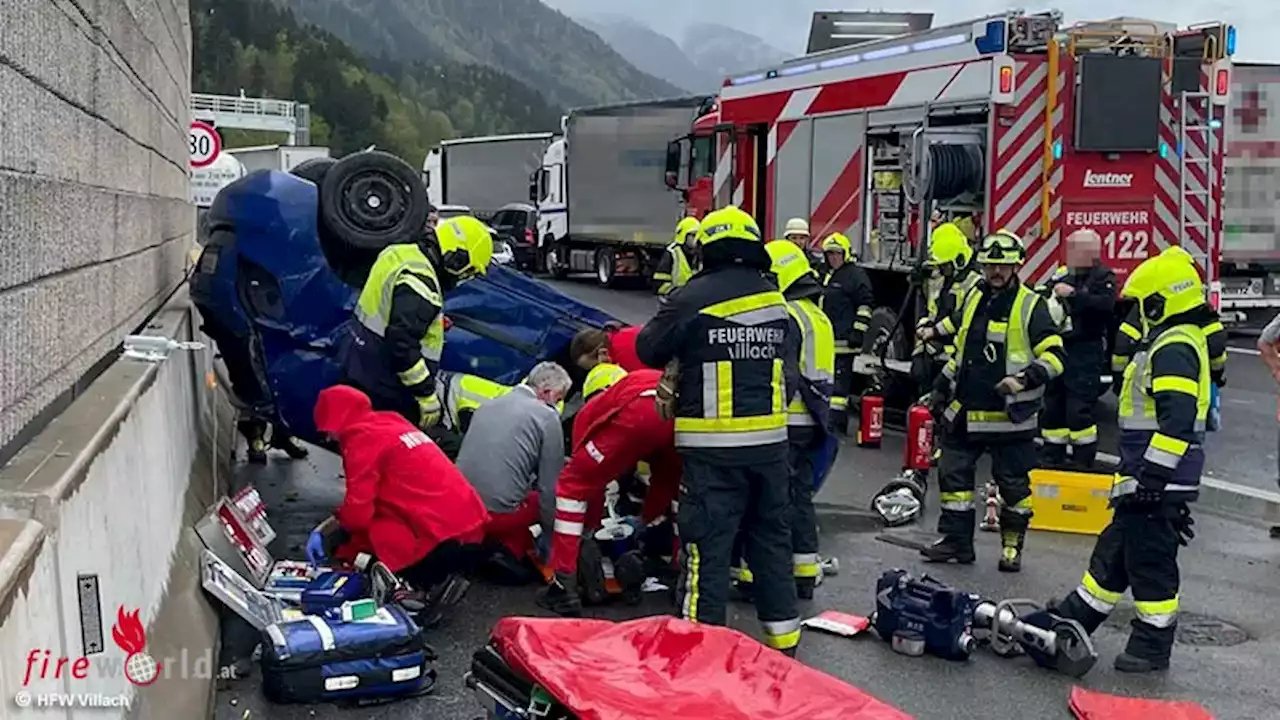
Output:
[820, 232, 875, 434]
[769, 240, 835, 598]
[1112, 246, 1227, 387]
[783, 217, 811, 247]
[1041, 252, 1206, 673]
[1038, 229, 1116, 469]
[635, 205, 801, 656]
[917, 229, 1065, 571]
[338, 215, 493, 430]
[654, 217, 700, 297]
[538, 363, 682, 615]
[913, 222, 982, 395]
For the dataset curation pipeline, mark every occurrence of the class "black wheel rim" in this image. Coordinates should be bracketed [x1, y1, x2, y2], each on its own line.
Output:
[339, 170, 408, 232]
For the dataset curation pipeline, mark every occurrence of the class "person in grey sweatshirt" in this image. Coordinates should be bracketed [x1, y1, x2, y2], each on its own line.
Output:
[455, 362, 571, 560]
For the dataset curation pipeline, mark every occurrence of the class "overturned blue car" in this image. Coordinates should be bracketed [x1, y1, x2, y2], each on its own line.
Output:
[190, 153, 617, 447]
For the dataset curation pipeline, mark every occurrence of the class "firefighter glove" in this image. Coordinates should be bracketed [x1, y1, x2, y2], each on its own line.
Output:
[994, 375, 1026, 396]
[416, 393, 442, 428]
[916, 325, 936, 342]
[655, 360, 680, 421]
[1173, 505, 1195, 546]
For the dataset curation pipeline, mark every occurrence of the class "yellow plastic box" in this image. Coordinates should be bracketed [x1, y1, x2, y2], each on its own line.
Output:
[1028, 469, 1115, 536]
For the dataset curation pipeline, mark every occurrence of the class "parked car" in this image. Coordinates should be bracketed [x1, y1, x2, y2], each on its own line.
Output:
[489, 202, 539, 272]
[190, 154, 618, 445]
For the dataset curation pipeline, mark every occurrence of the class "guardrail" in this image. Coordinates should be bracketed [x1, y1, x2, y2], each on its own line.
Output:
[191, 93, 296, 119]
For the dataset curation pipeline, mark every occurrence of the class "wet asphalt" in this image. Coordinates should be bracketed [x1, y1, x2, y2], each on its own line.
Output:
[212, 277, 1280, 720]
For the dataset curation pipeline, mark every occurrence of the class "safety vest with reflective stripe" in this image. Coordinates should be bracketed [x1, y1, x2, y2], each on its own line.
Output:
[784, 297, 836, 427]
[657, 242, 694, 296]
[443, 373, 513, 428]
[943, 284, 1046, 434]
[354, 244, 445, 377]
[675, 291, 790, 449]
[918, 269, 982, 358]
[1114, 323, 1208, 501]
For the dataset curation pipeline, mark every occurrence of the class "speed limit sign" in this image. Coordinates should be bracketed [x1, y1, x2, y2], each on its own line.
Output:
[190, 120, 221, 168]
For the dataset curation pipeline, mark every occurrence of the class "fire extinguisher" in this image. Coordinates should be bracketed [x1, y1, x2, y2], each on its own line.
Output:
[903, 404, 934, 472]
[857, 394, 884, 448]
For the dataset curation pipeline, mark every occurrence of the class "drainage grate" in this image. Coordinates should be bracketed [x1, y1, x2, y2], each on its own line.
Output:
[815, 508, 884, 534]
[1106, 609, 1249, 647]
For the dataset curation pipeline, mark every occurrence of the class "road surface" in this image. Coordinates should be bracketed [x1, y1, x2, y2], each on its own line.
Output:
[212, 276, 1280, 720]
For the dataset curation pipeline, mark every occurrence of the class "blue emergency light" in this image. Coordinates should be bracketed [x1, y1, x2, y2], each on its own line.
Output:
[974, 20, 1006, 54]
[1225, 26, 1236, 56]
[1210, 119, 1222, 130]
[1159, 141, 1170, 159]
[1052, 139, 1062, 160]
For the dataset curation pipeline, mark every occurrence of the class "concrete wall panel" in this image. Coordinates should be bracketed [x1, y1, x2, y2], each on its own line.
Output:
[0, 0, 194, 453]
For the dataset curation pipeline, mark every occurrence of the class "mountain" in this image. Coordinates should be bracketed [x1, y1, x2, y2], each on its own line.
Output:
[278, 0, 685, 109]
[192, 0, 560, 162]
[576, 14, 719, 94]
[681, 22, 792, 80]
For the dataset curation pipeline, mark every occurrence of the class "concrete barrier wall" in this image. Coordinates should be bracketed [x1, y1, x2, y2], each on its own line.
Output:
[0, 0, 195, 452]
[0, 297, 234, 719]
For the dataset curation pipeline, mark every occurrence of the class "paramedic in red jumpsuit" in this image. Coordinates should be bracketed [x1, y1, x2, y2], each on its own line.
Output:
[310, 385, 490, 597]
[570, 323, 646, 373]
[537, 365, 683, 616]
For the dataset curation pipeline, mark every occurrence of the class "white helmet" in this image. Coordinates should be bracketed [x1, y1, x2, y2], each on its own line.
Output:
[784, 217, 810, 238]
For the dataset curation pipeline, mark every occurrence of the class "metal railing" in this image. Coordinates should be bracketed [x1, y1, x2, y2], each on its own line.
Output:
[191, 93, 296, 119]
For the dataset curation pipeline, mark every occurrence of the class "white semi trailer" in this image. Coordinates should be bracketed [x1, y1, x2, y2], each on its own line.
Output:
[423, 133, 554, 221]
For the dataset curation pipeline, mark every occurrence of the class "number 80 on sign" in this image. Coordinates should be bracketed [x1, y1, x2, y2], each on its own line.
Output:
[190, 121, 221, 169]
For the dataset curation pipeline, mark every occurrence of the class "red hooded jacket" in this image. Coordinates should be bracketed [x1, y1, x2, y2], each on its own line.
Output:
[571, 369, 670, 450]
[314, 385, 489, 572]
[606, 326, 647, 373]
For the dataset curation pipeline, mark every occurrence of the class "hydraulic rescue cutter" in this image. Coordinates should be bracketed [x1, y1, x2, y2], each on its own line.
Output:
[871, 404, 934, 526]
[872, 570, 1098, 677]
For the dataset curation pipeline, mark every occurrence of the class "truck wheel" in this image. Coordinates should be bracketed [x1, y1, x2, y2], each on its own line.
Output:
[544, 239, 570, 279]
[320, 150, 428, 252]
[595, 248, 617, 287]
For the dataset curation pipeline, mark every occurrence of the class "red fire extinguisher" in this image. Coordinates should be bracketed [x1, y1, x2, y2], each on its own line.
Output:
[903, 404, 934, 472]
[857, 395, 884, 448]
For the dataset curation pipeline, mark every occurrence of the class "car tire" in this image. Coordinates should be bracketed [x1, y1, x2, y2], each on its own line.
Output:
[290, 157, 336, 185]
[320, 150, 428, 252]
[595, 248, 617, 287]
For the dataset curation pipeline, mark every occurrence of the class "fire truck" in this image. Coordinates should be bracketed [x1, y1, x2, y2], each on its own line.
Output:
[665, 11, 1235, 367]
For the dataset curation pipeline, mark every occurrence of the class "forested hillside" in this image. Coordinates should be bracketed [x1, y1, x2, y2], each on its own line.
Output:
[281, 0, 685, 108]
[191, 0, 561, 161]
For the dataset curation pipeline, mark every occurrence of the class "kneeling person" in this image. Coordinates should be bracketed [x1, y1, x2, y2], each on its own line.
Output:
[538, 363, 683, 616]
[455, 363, 571, 576]
[309, 385, 490, 624]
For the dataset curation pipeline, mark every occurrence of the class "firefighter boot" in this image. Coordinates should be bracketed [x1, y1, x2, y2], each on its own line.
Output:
[998, 529, 1026, 573]
[536, 573, 583, 617]
[1114, 652, 1170, 673]
[271, 432, 310, 459]
[796, 576, 817, 601]
[920, 535, 976, 564]
[731, 564, 755, 603]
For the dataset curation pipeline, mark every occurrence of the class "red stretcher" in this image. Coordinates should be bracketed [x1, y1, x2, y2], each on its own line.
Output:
[465, 616, 912, 720]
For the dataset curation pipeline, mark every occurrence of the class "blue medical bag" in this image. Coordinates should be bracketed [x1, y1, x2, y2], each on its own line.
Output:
[873, 569, 977, 661]
[299, 571, 369, 613]
[261, 604, 436, 704]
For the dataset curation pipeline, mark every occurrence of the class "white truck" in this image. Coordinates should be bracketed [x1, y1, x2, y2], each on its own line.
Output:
[531, 97, 712, 286]
[225, 144, 331, 173]
[1222, 63, 1280, 328]
[423, 133, 554, 221]
[191, 152, 247, 209]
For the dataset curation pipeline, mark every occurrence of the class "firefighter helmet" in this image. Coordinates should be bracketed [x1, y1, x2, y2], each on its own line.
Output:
[928, 223, 972, 269]
[766, 240, 817, 292]
[784, 217, 810, 238]
[976, 229, 1025, 265]
[436, 215, 494, 279]
[674, 217, 700, 246]
[697, 206, 763, 245]
[1121, 253, 1204, 327]
[821, 232, 855, 262]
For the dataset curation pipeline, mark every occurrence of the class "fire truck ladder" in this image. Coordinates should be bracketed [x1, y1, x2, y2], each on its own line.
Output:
[1177, 91, 1214, 268]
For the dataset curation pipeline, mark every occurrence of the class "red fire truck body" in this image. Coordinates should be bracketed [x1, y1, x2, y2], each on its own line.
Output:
[667, 12, 1235, 323]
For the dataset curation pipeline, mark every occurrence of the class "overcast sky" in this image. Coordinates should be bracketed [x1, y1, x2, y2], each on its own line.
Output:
[542, 1, 1277, 62]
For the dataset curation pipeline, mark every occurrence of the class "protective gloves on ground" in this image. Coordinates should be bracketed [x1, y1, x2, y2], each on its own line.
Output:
[416, 393, 442, 428]
[305, 530, 327, 565]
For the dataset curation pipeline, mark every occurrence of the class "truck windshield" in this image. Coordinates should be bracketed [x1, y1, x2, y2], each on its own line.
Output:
[692, 135, 716, 180]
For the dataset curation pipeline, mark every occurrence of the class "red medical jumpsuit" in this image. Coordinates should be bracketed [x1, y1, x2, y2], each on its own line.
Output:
[314, 385, 489, 573]
[548, 370, 682, 575]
